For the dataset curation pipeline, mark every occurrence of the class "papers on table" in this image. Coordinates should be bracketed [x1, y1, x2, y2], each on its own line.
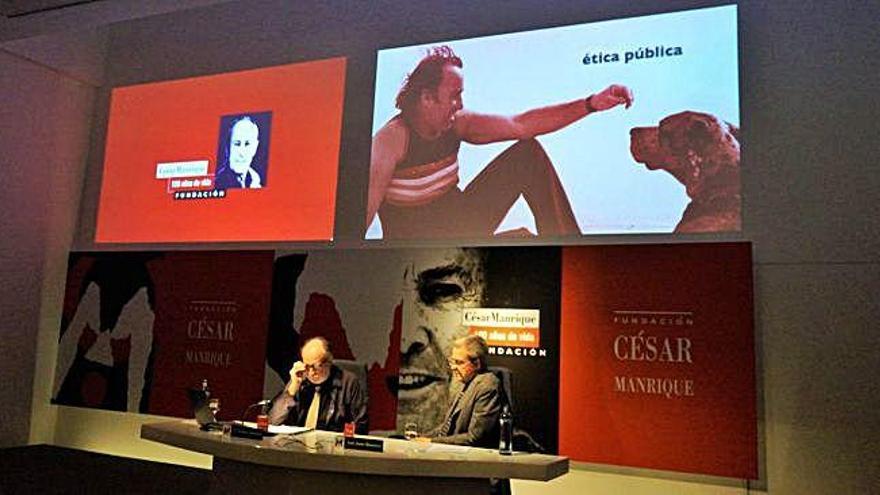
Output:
[233, 421, 312, 435]
[423, 443, 472, 454]
[270, 424, 313, 435]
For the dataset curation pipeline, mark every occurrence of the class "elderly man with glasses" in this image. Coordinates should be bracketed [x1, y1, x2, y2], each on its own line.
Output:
[420, 334, 504, 448]
[268, 337, 368, 433]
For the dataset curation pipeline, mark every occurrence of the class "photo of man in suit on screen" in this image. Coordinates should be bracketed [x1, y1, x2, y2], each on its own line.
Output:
[214, 112, 272, 190]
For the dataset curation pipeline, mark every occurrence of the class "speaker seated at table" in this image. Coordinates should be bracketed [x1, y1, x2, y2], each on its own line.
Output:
[267, 337, 369, 433]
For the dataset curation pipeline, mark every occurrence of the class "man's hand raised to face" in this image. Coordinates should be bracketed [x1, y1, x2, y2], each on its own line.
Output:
[287, 361, 306, 396]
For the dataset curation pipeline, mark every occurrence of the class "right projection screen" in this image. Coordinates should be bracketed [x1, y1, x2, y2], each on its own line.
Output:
[368, 5, 739, 241]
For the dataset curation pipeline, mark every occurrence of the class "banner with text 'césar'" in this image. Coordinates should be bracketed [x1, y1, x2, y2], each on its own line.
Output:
[559, 242, 756, 478]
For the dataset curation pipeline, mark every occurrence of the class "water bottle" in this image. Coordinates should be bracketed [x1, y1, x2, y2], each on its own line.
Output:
[499, 405, 513, 455]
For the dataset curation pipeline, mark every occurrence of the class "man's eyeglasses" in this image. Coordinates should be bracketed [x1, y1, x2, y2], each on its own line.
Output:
[447, 357, 473, 367]
[304, 359, 329, 372]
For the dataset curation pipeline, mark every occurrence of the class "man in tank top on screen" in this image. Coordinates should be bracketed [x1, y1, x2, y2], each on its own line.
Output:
[367, 45, 633, 239]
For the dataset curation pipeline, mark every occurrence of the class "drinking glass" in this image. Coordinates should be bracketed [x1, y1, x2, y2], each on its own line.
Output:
[404, 422, 419, 440]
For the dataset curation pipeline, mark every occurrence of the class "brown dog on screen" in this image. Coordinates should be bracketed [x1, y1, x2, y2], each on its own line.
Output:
[630, 111, 741, 233]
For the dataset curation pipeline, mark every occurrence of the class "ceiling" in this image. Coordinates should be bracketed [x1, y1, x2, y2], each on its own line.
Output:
[0, 0, 233, 42]
[0, 0, 100, 18]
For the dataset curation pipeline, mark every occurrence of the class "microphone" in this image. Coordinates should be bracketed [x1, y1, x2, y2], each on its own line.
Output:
[240, 399, 272, 421]
[231, 399, 276, 439]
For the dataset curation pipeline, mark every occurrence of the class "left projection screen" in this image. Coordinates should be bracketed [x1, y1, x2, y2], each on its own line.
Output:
[95, 57, 347, 244]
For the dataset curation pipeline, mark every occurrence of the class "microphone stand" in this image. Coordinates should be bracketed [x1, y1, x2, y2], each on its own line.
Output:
[240, 399, 271, 422]
[230, 400, 275, 439]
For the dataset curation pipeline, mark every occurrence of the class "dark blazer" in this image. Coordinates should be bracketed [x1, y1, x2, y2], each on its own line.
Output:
[214, 166, 262, 189]
[432, 371, 503, 448]
[267, 365, 368, 434]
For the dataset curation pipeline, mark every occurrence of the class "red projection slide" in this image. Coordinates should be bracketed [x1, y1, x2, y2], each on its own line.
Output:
[96, 57, 347, 243]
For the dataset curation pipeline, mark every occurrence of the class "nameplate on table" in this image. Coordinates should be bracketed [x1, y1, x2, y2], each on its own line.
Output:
[231, 423, 275, 440]
[344, 437, 384, 452]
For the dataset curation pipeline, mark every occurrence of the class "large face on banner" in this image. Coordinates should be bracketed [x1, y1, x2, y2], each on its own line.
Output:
[398, 249, 485, 431]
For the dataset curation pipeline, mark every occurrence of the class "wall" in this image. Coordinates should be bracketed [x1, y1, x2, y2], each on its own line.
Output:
[3, 0, 878, 494]
[0, 45, 96, 446]
[741, 3, 879, 492]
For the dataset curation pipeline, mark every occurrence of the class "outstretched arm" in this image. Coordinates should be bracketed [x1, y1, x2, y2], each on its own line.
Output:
[366, 119, 408, 230]
[456, 84, 633, 144]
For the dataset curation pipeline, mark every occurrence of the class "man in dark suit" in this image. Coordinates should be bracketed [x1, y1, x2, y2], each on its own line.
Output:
[267, 337, 368, 434]
[425, 335, 503, 448]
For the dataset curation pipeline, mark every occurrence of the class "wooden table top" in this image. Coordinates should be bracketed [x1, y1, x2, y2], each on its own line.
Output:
[141, 420, 568, 481]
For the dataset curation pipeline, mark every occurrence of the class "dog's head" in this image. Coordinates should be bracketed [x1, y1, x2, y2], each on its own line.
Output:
[630, 111, 739, 198]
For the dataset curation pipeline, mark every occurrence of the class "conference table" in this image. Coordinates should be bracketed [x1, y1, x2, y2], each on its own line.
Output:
[141, 420, 568, 495]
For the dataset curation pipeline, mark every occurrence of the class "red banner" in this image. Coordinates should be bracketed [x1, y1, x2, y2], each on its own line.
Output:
[559, 243, 756, 478]
[54, 251, 274, 421]
[146, 251, 274, 419]
[96, 58, 346, 243]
